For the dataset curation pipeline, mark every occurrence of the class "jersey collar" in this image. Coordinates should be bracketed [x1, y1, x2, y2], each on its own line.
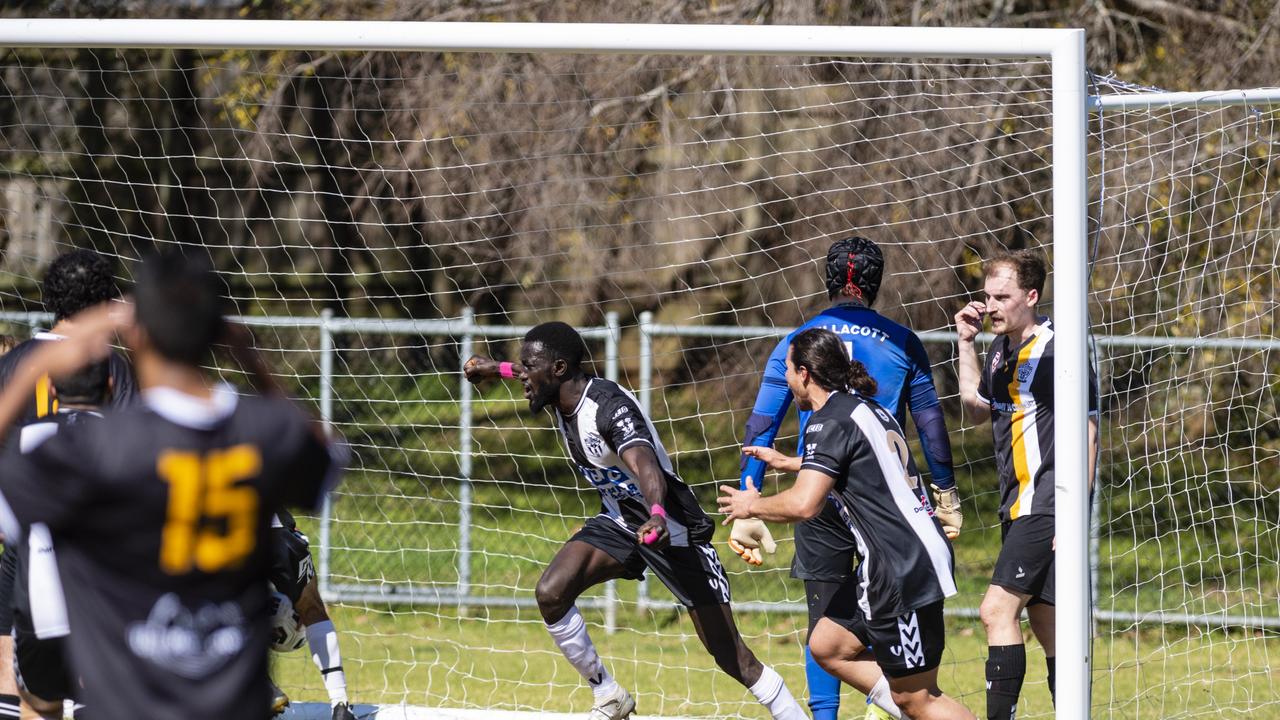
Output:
[143, 382, 239, 430]
[559, 377, 595, 419]
[33, 331, 63, 341]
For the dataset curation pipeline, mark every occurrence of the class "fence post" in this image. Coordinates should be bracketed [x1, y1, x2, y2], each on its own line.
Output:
[603, 312, 621, 633]
[636, 312, 653, 611]
[458, 307, 475, 608]
[317, 308, 335, 598]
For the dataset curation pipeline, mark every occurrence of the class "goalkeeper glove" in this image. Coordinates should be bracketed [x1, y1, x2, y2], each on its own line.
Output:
[931, 484, 963, 540]
[728, 518, 776, 566]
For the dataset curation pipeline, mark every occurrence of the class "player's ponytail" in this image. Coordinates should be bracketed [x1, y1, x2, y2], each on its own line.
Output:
[790, 328, 878, 397]
[846, 358, 878, 397]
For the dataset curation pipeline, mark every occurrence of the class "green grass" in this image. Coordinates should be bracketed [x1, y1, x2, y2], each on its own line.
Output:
[277, 472, 1280, 718]
[271, 603, 1280, 718]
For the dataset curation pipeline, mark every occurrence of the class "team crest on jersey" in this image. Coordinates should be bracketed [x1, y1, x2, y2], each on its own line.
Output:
[1017, 359, 1036, 383]
[584, 432, 606, 456]
[990, 350, 1002, 370]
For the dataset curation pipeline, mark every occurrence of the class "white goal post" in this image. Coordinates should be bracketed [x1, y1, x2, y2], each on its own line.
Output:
[4, 18, 1277, 720]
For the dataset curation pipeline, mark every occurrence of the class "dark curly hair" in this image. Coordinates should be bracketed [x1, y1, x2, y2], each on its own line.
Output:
[42, 250, 118, 321]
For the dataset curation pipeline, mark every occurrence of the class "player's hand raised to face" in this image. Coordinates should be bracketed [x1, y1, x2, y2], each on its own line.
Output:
[32, 300, 132, 377]
[635, 513, 670, 550]
[954, 301, 987, 343]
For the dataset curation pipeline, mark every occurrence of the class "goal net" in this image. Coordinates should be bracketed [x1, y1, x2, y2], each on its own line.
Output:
[0, 28, 1274, 720]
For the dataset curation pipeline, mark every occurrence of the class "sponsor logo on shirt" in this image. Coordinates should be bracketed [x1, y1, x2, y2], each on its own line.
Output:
[807, 423, 824, 433]
[615, 416, 637, 439]
[126, 593, 246, 678]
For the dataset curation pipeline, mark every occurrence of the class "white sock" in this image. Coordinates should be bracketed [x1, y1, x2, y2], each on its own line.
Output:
[545, 607, 620, 699]
[747, 664, 807, 720]
[306, 620, 349, 706]
[868, 675, 903, 719]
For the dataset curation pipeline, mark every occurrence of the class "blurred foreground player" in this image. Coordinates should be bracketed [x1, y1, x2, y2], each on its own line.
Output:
[465, 322, 805, 720]
[10, 361, 112, 718]
[0, 250, 138, 720]
[0, 252, 345, 720]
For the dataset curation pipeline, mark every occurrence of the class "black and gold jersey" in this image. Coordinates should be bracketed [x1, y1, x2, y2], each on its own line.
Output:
[0, 333, 137, 430]
[977, 319, 1098, 521]
[0, 384, 342, 720]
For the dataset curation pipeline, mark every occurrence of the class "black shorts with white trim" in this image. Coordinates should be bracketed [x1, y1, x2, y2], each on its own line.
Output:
[824, 585, 947, 679]
[570, 515, 730, 608]
[992, 514, 1055, 605]
[14, 630, 74, 703]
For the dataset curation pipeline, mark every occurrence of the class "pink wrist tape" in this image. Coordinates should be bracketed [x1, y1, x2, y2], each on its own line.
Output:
[642, 505, 666, 545]
[499, 362, 515, 378]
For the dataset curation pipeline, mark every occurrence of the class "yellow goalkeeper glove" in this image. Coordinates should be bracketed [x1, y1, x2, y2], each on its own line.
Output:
[931, 484, 963, 540]
[728, 518, 776, 566]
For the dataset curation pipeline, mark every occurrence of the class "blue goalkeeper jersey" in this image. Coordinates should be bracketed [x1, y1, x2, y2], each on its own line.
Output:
[740, 300, 954, 490]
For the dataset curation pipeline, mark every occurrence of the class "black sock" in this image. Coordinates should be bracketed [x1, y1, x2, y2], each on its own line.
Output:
[0, 693, 18, 719]
[1046, 656, 1056, 705]
[986, 644, 1026, 720]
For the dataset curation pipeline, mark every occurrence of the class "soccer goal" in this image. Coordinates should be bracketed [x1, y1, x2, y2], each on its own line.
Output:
[0, 19, 1276, 720]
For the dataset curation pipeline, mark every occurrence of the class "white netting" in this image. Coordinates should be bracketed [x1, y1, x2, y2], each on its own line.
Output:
[0, 40, 1274, 720]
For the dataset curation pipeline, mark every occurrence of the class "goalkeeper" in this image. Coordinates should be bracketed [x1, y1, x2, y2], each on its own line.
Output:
[732, 236, 959, 720]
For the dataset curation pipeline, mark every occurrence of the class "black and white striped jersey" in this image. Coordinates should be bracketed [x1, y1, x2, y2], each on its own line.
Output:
[553, 378, 713, 547]
[800, 391, 957, 620]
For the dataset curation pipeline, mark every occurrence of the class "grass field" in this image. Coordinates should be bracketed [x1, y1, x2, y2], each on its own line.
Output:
[271, 601, 1280, 719]
[273, 471, 1279, 719]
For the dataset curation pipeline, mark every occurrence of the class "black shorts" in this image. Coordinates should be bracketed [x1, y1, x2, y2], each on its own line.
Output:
[0, 545, 15, 635]
[824, 588, 947, 679]
[791, 500, 857, 582]
[992, 515, 1055, 606]
[570, 515, 731, 608]
[268, 525, 316, 604]
[14, 629, 74, 702]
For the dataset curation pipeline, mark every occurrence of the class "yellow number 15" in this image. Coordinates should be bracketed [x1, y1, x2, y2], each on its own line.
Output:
[157, 445, 261, 574]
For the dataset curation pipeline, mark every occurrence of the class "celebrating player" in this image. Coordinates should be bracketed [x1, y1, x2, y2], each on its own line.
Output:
[0, 252, 346, 720]
[464, 322, 805, 720]
[732, 236, 959, 720]
[953, 250, 1098, 718]
[0, 249, 138, 720]
[9, 360, 111, 718]
[719, 328, 974, 720]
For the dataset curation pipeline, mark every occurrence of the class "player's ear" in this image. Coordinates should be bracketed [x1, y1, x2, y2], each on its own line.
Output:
[1025, 288, 1039, 307]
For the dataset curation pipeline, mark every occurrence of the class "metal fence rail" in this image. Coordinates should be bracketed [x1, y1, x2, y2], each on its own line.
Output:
[3, 309, 1275, 631]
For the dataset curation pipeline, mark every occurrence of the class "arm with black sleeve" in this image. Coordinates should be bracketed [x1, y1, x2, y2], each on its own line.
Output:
[730, 336, 792, 565]
[904, 333, 962, 539]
